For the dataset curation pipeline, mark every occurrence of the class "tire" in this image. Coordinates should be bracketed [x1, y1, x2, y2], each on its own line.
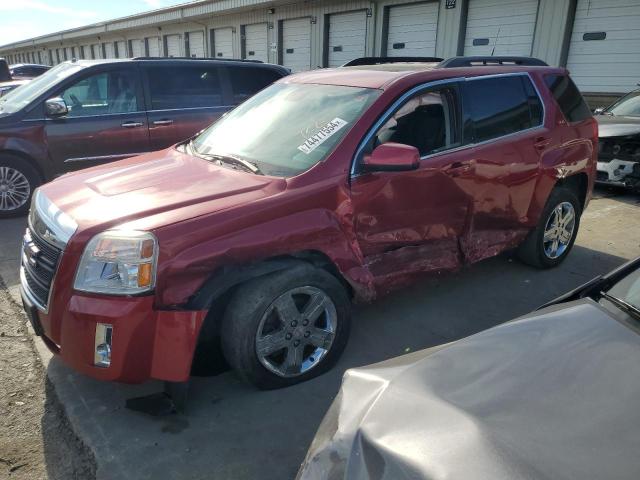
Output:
[517, 186, 582, 268]
[221, 264, 351, 390]
[0, 155, 41, 218]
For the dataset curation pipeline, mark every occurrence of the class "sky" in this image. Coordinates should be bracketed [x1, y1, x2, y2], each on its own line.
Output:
[0, 0, 187, 47]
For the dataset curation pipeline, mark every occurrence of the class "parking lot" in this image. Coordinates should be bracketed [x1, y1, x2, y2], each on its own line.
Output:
[1, 186, 638, 480]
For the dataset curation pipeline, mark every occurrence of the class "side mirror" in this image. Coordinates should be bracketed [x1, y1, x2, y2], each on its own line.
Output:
[593, 107, 605, 115]
[45, 97, 68, 118]
[363, 142, 420, 172]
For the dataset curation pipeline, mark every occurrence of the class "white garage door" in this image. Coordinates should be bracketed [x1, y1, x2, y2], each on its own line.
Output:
[65, 47, 72, 60]
[188, 31, 205, 57]
[567, 0, 640, 93]
[165, 34, 182, 57]
[282, 17, 312, 72]
[213, 28, 234, 58]
[386, 2, 439, 57]
[116, 41, 127, 58]
[464, 0, 539, 56]
[104, 43, 115, 59]
[91, 44, 101, 59]
[130, 39, 144, 57]
[328, 10, 367, 67]
[244, 23, 269, 62]
[147, 37, 161, 57]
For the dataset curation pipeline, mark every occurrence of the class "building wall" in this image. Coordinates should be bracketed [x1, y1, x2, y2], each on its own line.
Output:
[1, 0, 638, 98]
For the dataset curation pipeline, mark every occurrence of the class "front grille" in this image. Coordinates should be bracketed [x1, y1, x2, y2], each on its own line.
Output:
[596, 171, 609, 182]
[598, 136, 640, 163]
[21, 225, 62, 309]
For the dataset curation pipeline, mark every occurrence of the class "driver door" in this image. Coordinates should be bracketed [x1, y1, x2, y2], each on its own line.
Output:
[44, 66, 150, 173]
[350, 83, 473, 291]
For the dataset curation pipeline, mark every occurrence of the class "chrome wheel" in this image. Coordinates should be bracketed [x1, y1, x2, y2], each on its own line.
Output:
[0, 166, 30, 212]
[255, 286, 337, 378]
[543, 201, 576, 259]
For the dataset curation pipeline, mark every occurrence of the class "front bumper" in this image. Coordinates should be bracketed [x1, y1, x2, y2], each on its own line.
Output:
[596, 159, 640, 187]
[21, 285, 207, 383]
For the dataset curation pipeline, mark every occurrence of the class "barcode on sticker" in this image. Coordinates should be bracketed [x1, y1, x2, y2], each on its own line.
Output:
[297, 118, 348, 155]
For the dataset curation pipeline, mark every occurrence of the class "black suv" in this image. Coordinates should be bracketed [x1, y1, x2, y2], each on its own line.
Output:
[0, 58, 289, 216]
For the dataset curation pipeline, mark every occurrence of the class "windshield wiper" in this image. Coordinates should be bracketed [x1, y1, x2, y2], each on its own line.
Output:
[196, 150, 262, 175]
[600, 291, 640, 321]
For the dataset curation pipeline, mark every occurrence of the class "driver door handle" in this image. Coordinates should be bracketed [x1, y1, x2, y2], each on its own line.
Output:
[121, 121, 143, 128]
[153, 119, 174, 126]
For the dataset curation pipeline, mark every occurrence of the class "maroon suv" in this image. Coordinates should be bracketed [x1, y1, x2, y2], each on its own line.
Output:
[0, 58, 288, 216]
[20, 57, 597, 390]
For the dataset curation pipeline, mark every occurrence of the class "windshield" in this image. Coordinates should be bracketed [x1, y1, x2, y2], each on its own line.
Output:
[604, 267, 640, 312]
[0, 62, 84, 114]
[192, 82, 381, 177]
[607, 89, 640, 117]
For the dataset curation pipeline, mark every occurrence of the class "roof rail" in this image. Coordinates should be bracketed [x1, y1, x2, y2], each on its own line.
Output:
[131, 56, 263, 64]
[342, 56, 444, 67]
[438, 56, 548, 68]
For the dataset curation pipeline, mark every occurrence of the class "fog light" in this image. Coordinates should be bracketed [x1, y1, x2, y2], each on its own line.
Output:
[94, 323, 112, 368]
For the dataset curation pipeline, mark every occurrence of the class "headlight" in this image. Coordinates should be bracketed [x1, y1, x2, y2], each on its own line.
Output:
[74, 231, 158, 295]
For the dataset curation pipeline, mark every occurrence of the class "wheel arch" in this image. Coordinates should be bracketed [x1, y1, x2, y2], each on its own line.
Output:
[555, 172, 589, 210]
[0, 149, 46, 183]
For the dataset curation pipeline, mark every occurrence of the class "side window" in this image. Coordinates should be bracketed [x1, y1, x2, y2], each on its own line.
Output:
[60, 70, 138, 118]
[146, 66, 222, 109]
[372, 87, 460, 157]
[227, 67, 284, 104]
[464, 76, 539, 143]
[544, 74, 591, 123]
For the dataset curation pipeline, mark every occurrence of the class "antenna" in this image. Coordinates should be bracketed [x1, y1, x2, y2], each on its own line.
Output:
[491, 25, 502, 56]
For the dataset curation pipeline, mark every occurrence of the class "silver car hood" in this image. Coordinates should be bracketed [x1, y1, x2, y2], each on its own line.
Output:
[298, 300, 640, 480]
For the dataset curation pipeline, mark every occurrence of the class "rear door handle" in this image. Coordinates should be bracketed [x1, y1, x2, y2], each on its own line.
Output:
[153, 119, 174, 126]
[534, 137, 551, 150]
[121, 121, 143, 128]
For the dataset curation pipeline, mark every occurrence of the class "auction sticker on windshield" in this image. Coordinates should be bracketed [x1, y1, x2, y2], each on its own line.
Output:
[298, 118, 348, 155]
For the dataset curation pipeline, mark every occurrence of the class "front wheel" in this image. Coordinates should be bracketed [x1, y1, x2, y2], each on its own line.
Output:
[221, 264, 351, 390]
[0, 156, 41, 218]
[517, 187, 581, 268]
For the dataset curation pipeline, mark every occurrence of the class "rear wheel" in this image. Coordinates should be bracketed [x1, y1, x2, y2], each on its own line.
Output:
[221, 264, 351, 389]
[0, 156, 41, 217]
[517, 187, 581, 268]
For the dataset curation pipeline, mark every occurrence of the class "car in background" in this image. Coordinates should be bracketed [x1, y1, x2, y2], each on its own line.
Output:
[298, 257, 640, 480]
[594, 85, 640, 192]
[19, 56, 597, 393]
[0, 78, 30, 98]
[9, 63, 51, 79]
[0, 58, 288, 216]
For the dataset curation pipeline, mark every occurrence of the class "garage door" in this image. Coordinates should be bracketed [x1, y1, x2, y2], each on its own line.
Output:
[104, 43, 115, 59]
[213, 28, 234, 58]
[147, 37, 161, 57]
[567, 0, 640, 93]
[165, 34, 182, 57]
[91, 44, 102, 59]
[188, 31, 206, 57]
[130, 39, 144, 57]
[386, 2, 439, 56]
[243, 23, 269, 62]
[464, 0, 539, 56]
[328, 10, 367, 67]
[282, 17, 312, 72]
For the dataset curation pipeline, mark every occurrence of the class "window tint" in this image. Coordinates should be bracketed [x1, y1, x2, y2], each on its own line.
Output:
[544, 74, 591, 123]
[147, 66, 222, 109]
[464, 76, 541, 143]
[227, 67, 284, 104]
[373, 87, 460, 157]
[60, 69, 138, 117]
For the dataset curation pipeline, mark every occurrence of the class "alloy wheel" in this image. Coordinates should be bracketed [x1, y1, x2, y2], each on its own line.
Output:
[255, 286, 337, 378]
[0, 166, 30, 212]
[543, 201, 576, 259]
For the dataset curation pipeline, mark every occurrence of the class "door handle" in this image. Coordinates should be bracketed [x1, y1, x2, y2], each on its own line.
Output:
[445, 160, 475, 176]
[153, 119, 174, 126]
[534, 137, 551, 150]
[121, 121, 143, 128]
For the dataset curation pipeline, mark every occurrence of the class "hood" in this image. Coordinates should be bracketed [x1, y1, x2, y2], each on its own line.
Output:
[596, 114, 640, 137]
[40, 148, 286, 232]
[298, 300, 640, 480]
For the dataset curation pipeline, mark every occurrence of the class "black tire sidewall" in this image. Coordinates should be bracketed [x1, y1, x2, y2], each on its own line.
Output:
[532, 188, 582, 268]
[221, 264, 351, 390]
[0, 156, 41, 217]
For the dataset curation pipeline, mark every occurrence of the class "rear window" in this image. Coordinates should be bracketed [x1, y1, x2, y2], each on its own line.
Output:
[544, 74, 591, 123]
[146, 65, 223, 110]
[464, 75, 543, 143]
[227, 66, 284, 104]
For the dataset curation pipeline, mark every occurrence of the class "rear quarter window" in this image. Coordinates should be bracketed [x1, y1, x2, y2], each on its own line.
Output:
[463, 75, 543, 143]
[544, 74, 591, 123]
[227, 66, 285, 104]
